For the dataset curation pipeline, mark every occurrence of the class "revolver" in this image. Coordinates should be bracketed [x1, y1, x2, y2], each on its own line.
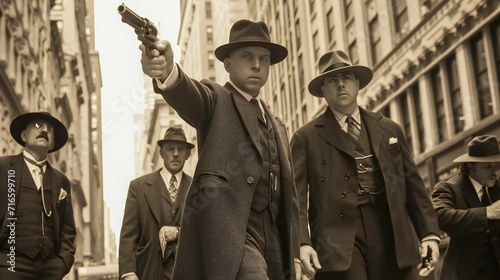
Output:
[118, 3, 159, 57]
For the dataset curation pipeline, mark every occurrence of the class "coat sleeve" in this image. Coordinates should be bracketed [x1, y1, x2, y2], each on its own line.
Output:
[393, 123, 440, 240]
[56, 172, 76, 275]
[432, 181, 489, 235]
[153, 65, 217, 130]
[290, 131, 312, 246]
[119, 180, 141, 277]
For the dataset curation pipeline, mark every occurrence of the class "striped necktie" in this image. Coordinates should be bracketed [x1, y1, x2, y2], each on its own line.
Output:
[250, 98, 266, 124]
[169, 176, 178, 202]
[346, 116, 361, 142]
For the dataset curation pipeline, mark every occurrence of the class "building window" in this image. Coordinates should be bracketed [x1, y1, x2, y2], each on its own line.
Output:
[368, 13, 381, 64]
[430, 66, 448, 142]
[378, 105, 391, 118]
[471, 33, 493, 119]
[446, 54, 464, 133]
[491, 16, 500, 100]
[344, 0, 353, 22]
[412, 83, 425, 153]
[392, 0, 408, 35]
[205, 1, 212, 19]
[349, 40, 358, 64]
[298, 54, 305, 98]
[326, 8, 335, 43]
[208, 51, 215, 69]
[295, 19, 301, 49]
[400, 93, 412, 150]
[302, 105, 308, 124]
[206, 26, 213, 44]
[313, 31, 320, 62]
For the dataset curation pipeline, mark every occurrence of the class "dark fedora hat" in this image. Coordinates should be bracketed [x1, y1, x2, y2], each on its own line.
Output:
[10, 111, 68, 153]
[308, 50, 373, 97]
[454, 135, 500, 163]
[214, 19, 288, 65]
[157, 127, 195, 149]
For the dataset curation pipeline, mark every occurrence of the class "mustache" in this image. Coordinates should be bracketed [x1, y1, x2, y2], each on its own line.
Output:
[36, 132, 49, 141]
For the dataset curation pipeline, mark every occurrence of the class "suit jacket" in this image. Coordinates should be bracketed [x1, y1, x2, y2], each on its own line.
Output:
[290, 108, 439, 271]
[119, 169, 192, 280]
[0, 153, 76, 275]
[432, 175, 500, 280]
[153, 67, 300, 280]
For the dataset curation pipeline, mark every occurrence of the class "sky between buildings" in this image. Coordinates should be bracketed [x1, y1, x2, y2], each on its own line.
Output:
[94, 0, 181, 240]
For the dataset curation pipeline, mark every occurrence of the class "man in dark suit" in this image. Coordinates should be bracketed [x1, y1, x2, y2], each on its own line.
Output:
[291, 50, 440, 280]
[139, 19, 301, 279]
[432, 135, 500, 280]
[119, 127, 194, 280]
[0, 112, 76, 279]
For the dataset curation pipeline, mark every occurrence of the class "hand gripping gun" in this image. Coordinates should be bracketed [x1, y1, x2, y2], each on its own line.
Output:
[117, 3, 159, 57]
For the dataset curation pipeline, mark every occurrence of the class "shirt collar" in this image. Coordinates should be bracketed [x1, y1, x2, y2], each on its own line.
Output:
[469, 176, 485, 197]
[160, 167, 183, 186]
[331, 106, 361, 125]
[23, 150, 47, 171]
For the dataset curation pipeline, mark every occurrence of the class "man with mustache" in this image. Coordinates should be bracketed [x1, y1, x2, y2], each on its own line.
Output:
[291, 50, 440, 279]
[139, 19, 301, 279]
[432, 135, 500, 280]
[0, 112, 76, 279]
[119, 128, 194, 280]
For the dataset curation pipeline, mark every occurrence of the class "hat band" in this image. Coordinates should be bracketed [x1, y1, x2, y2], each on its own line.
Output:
[322, 63, 350, 73]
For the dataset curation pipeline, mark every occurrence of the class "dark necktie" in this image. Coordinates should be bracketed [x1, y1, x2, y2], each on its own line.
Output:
[24, 156, 46, 175]
[346, 116, 361, 142]
[169, 176, 178, 202]
[481, 186, 492, 206]
[250, 98, 266, 124]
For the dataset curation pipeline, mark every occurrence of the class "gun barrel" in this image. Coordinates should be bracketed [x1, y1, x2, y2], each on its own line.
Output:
[118, 3, 146, 29]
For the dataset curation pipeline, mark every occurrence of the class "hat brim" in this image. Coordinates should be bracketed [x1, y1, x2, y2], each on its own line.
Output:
[157, 139, 195, 150]
[308, 65, 373, 97]
[453, 153, 500, 163]
[215, 41, 288, 65]
[10, 112, 68, 153]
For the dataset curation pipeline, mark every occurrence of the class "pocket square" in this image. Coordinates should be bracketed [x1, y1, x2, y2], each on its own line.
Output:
[389, 137, 398, 145]
[58, 189, 67, 203]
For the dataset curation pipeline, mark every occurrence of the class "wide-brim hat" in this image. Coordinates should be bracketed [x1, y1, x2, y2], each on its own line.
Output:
[10, 112, 68, 153]
[454, 135, 500, 163]
[157, 127, 195, 149]
[308, 50, 373, 97]
[214, 19, 288, 65]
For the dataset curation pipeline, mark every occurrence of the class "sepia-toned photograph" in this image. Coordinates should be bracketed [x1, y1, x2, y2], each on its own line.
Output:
[1, 0, 499, 279]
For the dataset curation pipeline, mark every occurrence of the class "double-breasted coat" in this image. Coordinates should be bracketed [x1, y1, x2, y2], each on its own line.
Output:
[153, 67, 300, 280]
[290, 108, 439, 272]
[432, 175, 500, 280]
[119, 170, 192, 279]
[0, 153, 76, 275]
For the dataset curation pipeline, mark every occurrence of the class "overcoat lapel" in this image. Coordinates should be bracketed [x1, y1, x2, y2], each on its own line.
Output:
[226, 83, 263, 161]
[461, 177, 483, 208]
[316, 108, 354, 158]
[144, 170, 168, 224]
[174, 172, 190, 211]
[359, 108, 385, 162]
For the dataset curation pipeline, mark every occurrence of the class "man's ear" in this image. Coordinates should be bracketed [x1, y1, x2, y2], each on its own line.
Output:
[320, 86, 326, 97]
[159, 147, 165, 159]
[224, 57, 231, 72]
[20, 130, 27, 143]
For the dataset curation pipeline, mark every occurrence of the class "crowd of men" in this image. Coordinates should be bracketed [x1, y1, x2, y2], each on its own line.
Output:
[0, 18, 498, 280]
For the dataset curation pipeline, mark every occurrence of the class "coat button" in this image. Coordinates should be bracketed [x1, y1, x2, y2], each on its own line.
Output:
[320, 177, 325, 182]
[341, 191, 347, 198]
[340, 209, 346, 218]
[247, 176, 254, 184]
[321, 160, 326, 164]
[344, 173, 350, 181]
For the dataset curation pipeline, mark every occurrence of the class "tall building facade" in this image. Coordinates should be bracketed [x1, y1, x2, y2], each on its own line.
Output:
[0, 0, 113, 279]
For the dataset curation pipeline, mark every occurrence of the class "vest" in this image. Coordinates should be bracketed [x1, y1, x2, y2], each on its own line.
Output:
[251, 111, 281, 221]
[4, 163, 55, 258]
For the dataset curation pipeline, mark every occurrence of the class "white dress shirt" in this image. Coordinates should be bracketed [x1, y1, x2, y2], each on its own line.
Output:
[23, 150, 47, 190]
[331, 106, 361, 133]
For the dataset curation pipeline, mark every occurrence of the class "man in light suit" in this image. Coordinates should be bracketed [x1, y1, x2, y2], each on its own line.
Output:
[119, 128, 194, 280]
[0, 112, 75, 279]
[291, 50, 440, 280]
[432, 135, 500, 280]
[139, 19, 301, 279]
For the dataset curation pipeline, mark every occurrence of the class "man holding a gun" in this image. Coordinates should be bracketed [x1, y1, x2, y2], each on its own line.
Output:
[122, 7, 301, 279]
